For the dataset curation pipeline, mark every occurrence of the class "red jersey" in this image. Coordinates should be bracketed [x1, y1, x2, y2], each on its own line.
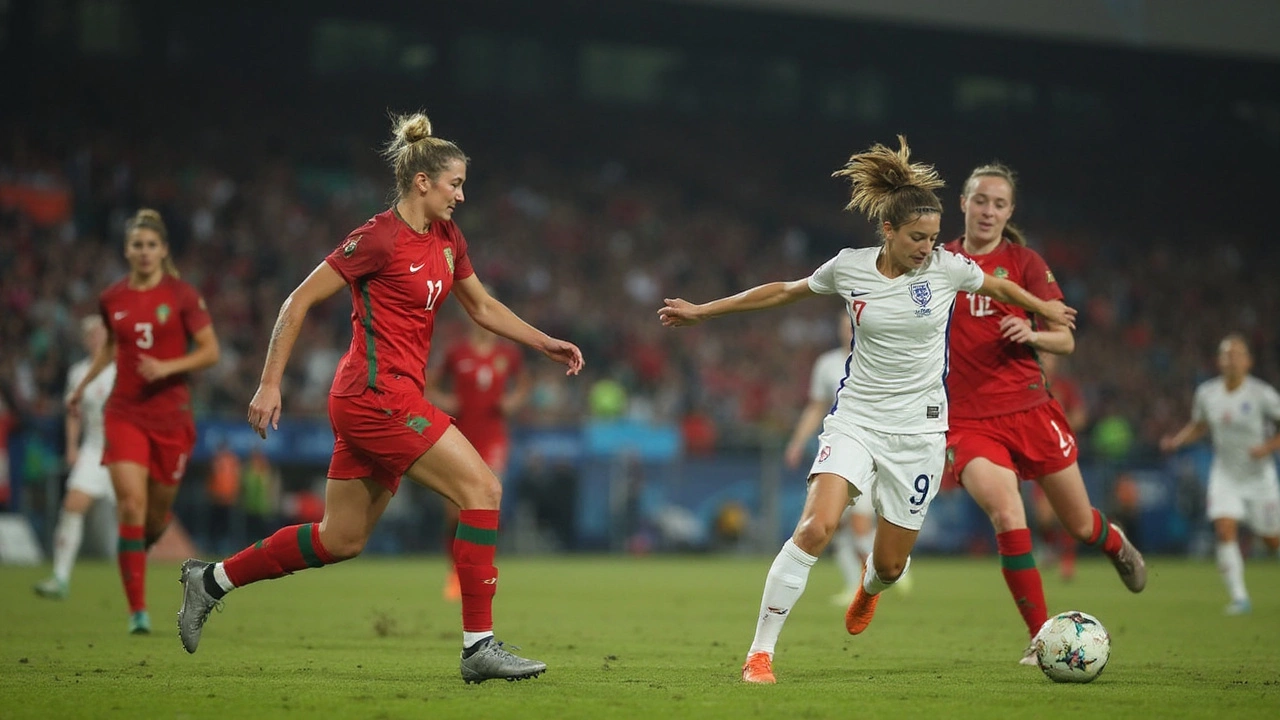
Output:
[943, 238, 1062, 419]
[99, 275, 212, 428]
[326, 209, 475, 397]
[442, 340, 524, 448]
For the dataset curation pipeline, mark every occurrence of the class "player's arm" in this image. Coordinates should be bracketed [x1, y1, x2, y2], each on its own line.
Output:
[997, 316, 1075, 355]
[67, 335, 115, 414]
[64, 403, 82, 467]
[500, 362, 533, 416]
[248, 262, 348, 437]
[452, 274, 583, 376]
[659, 279, 815, 327]
[425, 362, 458, 414]
[1248, 431, 1280, 459]
[139, 325, 221, 382]
[783, 399, 828, 469]
[976, 275, 1076, 331]
[1159, 420, 1210, 453]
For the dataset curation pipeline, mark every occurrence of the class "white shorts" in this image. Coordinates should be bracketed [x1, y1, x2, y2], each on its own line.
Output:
[67, 446, 116, 501]
[808, 419, 944, 531]
[1207, 470, 1280, 536]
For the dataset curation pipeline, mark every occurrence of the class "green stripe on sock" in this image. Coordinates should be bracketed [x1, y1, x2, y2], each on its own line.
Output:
[1091, 512, 1110, 548]
[118, 538, 145, 553]
[297, 524, 324, 568]
[1000, 552, 1037, 571]
[456, 523, 498, 546]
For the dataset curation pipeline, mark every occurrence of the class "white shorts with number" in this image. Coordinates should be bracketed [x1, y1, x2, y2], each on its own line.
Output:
[67, 444, 116, 501]
[1207, 469, 1280, 536]
[808, 418, 944, 531]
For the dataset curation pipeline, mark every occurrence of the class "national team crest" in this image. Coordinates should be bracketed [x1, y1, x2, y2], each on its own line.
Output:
[156, 303, 171, 324]
[993, 267, 1008, 278]
[343, 235, 362, 258]
[443, 247, 455, 273]
[817, 445, 831, 464]
[909, 280, 932, 308]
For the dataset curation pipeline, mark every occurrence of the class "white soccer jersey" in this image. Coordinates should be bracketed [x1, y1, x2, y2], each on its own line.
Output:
[808, 346, 850, 406]
[66, 359, 116, 450]
[808, 246, 985, 434]
[1192, 376, 1280, 483]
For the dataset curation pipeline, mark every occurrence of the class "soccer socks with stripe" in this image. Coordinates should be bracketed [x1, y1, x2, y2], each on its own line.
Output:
[1215, 541, 1249, 603]
[117, 524, 147, 612]
[861, 552, 911, 595]
[996, 529, 1048, 638]
[52, 510, 85, 584]
[217, 523, 338, 597]
[747, 539, 817, 658]
[454, 509, 499, 648]
[1085, 509, 1124, 555]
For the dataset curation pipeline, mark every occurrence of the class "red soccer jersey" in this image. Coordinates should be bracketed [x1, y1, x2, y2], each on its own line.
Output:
[99, 275, 212, 427]
[943, 238, 1063, 419]
[442, 340, 524, 448]
[326, 209, 475, 397]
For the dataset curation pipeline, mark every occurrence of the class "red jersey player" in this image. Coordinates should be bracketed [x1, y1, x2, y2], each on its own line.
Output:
[430, 321, 531, 600]
[177, 111, 583, 685]
[943, 163, 1145, 666]
[67, 209, 221, 635]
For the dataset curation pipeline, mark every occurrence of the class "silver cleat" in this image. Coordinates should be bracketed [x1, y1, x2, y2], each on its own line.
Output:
[177, 559, 222, 654]
[1107, 526, 1147, 593]
[460, 638, 547, 684]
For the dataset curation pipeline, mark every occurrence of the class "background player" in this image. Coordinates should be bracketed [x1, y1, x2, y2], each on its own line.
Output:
[942, 163, 1145, 665]
[1161, 334, 1280, 614]
[67, 209, 220, 634]
[177, 111, 583, 684]
[35, 315, 118, 599]
[659, 136, 1075, 684]
[1030, 352, 1089, 581]
[429, 316, 531, 600]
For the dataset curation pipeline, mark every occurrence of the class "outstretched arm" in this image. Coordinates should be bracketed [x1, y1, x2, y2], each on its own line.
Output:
[658, 279, 816, 327]
[1160, 420, 1209, 453]
[66, 335, 115, 416]
[452, 274, 583, 375]
[977, 275, 1077, 331]
[997, 316, 1076, 355]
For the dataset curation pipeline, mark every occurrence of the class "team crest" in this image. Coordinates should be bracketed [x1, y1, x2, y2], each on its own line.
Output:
[817, 445, 831, 464]
[1046, 269, 1056, 283]
[343, 235, 362, 258]
[443, 247, 455, 273]
[993, 267, 1008, 278]
[156, 303, 171, 324]
[909, 280, 933, 316]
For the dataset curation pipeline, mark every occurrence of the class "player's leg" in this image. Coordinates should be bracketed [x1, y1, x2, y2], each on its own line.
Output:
[828, 506, 861, 605]
[34, 488, 96, 598]
[109, 460, 151, 632]
[442, 499, 462, 601]
[1212, 516, 1250, 614]
[1038, 462, 1146, 593]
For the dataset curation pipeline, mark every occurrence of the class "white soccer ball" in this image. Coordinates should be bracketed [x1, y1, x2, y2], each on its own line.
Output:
[1034, 611, 1111, 683]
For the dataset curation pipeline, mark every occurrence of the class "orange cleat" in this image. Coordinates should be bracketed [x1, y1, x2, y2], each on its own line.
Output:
[741, 652, 776, 684]
[844, 569, 880, 635]
[443, 569, 461, 602]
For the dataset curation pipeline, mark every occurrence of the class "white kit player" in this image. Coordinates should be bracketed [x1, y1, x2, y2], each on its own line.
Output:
[35, 316, 118, 599]
[659, 136, 1076, 684]
[1161, 334, 1280, 615]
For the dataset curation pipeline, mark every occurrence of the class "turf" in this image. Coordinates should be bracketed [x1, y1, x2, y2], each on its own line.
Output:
[2, 555, 1277, 719]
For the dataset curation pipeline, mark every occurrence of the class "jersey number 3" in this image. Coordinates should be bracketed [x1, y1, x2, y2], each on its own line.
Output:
[134, 322, 154, 349]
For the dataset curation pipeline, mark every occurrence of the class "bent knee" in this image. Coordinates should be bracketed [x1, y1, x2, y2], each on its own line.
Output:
[323, 534, 367, 561]
[873, 558, 906, 582]
[456, 477, 502, 511]
[793, 515, 838, 553]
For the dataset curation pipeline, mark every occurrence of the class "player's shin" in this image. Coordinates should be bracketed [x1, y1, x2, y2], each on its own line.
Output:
[454, 509, 500, 649]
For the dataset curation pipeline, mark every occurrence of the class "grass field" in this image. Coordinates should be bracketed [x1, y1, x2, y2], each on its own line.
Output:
[2, 554, 1277, 719]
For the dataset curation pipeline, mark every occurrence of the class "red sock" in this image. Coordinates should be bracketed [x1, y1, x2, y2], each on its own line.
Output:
[453, 509, 499, 633]
[222, 523, 337, 587]
[1086, 509, 1124, 555]
[117, 524, 147, 613]
[996, 529, 1048, 638]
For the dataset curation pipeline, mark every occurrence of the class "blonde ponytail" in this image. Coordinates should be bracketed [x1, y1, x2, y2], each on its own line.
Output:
[832, 135, 944, 231]
[382, 111, 468, 199]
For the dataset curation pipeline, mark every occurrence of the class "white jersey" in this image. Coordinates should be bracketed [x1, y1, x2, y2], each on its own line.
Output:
[1192, 375, 1280, 484]
[66, 359, 116, 450]
[808, 346, 850, 405]
[808, 246, 984, 434]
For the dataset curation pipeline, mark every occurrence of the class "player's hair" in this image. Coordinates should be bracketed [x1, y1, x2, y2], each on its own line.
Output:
[125, 208, 180, 278]
[833, 135, 944, 238]
[963, 162, 1027, 247]
[1219, 333, 1250, 353]
[383, 111, 470, 199]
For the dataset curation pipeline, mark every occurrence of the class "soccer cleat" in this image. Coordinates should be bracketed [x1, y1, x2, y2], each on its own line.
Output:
[177, 559, 223, 653]
[1107, 525, 1147, 593]
[33, 577, 68, 600]
[741, 652, 776, 684]
[129, 610, 151, 635]
[443, 569, 461, 602]
[459, 638, 546, 684]
[844, 571, 881, 635]
[1019, 642, 1039, 667]
[1224, 599, 1252, 616]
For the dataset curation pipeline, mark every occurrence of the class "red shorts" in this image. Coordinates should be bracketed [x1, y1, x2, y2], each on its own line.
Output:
[947, 401, 1079, 484]
[327, 383, 452, 493]
[102, 411, 196, 486]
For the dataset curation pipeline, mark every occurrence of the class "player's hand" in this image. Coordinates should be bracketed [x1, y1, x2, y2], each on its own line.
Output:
[658, 298, 704, 327]
[65, 387, 83, 418]
[1248, 444, 1273, 460]
[1039, 300, 1076, 330]
[998, 315, 1037, 345]
[248, 384, 283, 439]
[137, 354, 170, 382]
[65, 446, 79, 468]
[1158, 435, 1179, 453]
[540, 338, 584, 376]
[783, 441, 803, 469]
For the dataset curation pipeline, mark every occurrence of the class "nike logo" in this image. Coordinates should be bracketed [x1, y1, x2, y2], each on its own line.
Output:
[850, 291, 871, 298]
[113, 311, 128, 320]
[909, 508, 923, 515]
[409, 262, 425, 273]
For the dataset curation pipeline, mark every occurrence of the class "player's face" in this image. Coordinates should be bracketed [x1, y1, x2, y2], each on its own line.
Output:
[1217, 339, 1252, 379]
[882, 213, 940, 271]
[422, 159, 467, 224]
[125, 228, 168, 276]
[961, 176, 1014, 245]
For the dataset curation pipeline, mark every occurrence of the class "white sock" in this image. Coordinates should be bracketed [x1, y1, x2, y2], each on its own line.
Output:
[212, 562, 236, 593]
[1215, 542, 1249, 603]
[747, 539, 818, 657]
[52, 510, 85, 584]
[464, 631, 494, 649]
[862, 553, 911, 596]
[830, 530, 862, 591]
[853, 529, 876, 564]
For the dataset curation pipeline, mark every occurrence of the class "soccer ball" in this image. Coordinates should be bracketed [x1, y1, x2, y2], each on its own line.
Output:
[1034, 611, 1111, 683]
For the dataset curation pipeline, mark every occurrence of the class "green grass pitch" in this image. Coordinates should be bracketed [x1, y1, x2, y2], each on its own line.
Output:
[2, 555, 1277, 719]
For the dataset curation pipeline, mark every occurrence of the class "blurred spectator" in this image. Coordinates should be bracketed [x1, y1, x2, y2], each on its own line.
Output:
[207, 443, 241, 552]
[241, 447, 281, 541]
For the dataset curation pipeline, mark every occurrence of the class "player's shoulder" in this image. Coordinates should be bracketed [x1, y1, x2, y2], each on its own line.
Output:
[99, 277, 131, 301]
[1246, 376, 1280, 396]
[942, 237, 965, 253]
[347, 209, 399, 248]
[1196, 376, 1225, 396]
